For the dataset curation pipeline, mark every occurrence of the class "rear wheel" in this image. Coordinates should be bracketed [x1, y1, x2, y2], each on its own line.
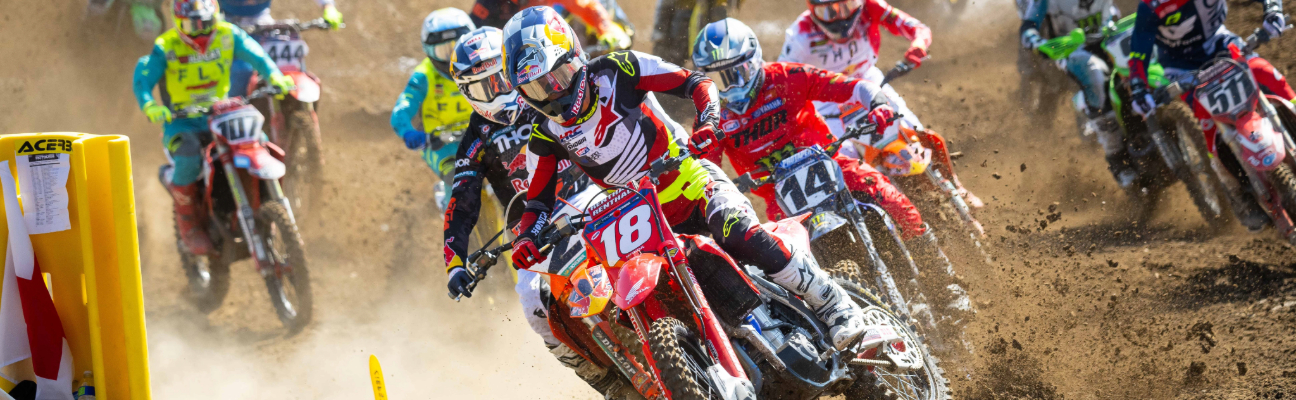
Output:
[176, 213, 230, 313]
[258, 202, 313, 335]
[648, 317, 718, 400]
[838, 279, 951, 400]
[282, 102, 324, 218]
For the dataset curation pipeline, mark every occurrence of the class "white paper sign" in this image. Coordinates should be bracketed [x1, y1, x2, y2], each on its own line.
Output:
[15, 151, 71, 234]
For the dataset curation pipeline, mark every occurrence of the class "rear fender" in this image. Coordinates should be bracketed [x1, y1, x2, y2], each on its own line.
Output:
[612, 253, 664, 309]
[286, 71, 321, 103]
[1224, 111, 1286, 171]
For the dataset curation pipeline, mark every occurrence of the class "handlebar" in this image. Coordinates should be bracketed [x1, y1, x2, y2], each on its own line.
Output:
[1149, 24, 1288, 109]
[448, 214, 590, 301]
[248, 18, 340, 35]
[170, 85, 282, 119]
[648, 129, 728, 181]
[423, 122, 468, 151]
[880, 60, 923, 87]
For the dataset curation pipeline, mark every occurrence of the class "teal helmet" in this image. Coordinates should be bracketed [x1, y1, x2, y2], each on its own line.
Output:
[421, 8, 476, 78]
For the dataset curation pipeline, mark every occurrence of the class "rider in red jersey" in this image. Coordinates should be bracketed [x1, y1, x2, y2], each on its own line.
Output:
[693, 18, 972, 318]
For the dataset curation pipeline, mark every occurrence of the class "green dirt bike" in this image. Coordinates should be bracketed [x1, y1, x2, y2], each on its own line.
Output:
[1038, 15, 1229, 226]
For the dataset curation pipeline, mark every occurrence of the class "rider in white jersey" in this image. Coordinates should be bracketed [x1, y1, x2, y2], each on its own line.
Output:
[778, 0, 931, 139]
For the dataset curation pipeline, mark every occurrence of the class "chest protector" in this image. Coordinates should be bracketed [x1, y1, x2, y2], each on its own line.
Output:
[158, 23, 238, 108]
[416, 59, 473, 131]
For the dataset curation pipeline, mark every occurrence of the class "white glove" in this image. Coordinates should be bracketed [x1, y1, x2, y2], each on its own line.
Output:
[1263, 13, 1287, 38]
[1021, 28, 1046, 50]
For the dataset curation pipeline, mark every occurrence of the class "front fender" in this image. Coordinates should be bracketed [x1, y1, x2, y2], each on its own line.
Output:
[612, 253, 664, 310]
[1228, 112, 1287, 171]
[804, 211, 849, 241]
[286, 71, 321, 103]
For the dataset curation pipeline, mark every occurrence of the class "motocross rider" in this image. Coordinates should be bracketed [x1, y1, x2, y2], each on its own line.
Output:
[777, 0, 928, 140]
[468, 0, 632, 51]
[1018, 0, 1128, 187]
[503, 6, 870, 350]
[221, 0, 344, 98]
[692, 18, 972, 317]
[133, 0, 295, 255]
[390, 8, 478, 211]
[1126, 0, 1296, 231]
[440, 27, 639, 399]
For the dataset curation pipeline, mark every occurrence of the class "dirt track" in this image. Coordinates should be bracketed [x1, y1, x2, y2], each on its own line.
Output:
[2, 0, 1296, 398]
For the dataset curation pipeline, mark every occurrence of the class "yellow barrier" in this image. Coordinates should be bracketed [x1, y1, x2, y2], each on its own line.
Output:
[0, 133, 150, 399]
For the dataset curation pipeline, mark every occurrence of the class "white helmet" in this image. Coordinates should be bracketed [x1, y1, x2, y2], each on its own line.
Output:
[452, 27, 526, 125]
[421, 8, 476, 78]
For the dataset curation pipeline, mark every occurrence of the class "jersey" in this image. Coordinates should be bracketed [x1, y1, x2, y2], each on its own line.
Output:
[219, 0, 334, 17]
[778, 1, 931, 81]
[1127, 0, 1277, 80]
[521, 50, 718, 239]
[389, 58, 474, 136]
[714, 62, 881, 176]
[442, 110, 583, 272]
[133, 22, 280, 110]
[1019, 0, 1116, 38]
[470, 0, 616, 35]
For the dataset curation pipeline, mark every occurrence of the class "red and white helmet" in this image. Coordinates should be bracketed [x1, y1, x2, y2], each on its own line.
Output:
[807, 0, 863, 40]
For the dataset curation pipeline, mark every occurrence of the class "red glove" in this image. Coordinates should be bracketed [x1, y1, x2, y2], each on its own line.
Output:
[511, 238, 544, 270]
[689, 124, 721, 155]
[867, 105, 896, 128]
[904, 46, 928, 67]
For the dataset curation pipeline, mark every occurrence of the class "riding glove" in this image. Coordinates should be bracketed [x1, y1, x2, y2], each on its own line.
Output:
[323, 5, 345, 30]
[1263, 13, 1287, 38]
[866, 104, 896, 127]
[143, 100, 172, 123]
[1129, 79, 1156, 119]
[268, 73, 296, 99]
[688, 123, 721, 156]
[904, 45, 928, 67]
[1021, 28, 1046, 51]
[401, 130, 427, 149]
[447, 267, 474, 298]
[511, 238, 544, 270]
[597, 25, 632, 52]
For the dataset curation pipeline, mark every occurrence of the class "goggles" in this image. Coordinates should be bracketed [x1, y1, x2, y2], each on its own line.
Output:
[179, 16, 215, 36]
[458, 71, 514, 103]
[424, 27, 469, 61]
[518, 56, 586, 103]
[811, 0, 862, 22]
[705, 57, 761, 92]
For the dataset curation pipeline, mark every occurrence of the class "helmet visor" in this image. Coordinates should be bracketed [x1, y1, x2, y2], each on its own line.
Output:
[517, 56, 586, 103]
[459, 71, 514, 103]
[704, 57, 761, 92]
[812, 0, 862, 22]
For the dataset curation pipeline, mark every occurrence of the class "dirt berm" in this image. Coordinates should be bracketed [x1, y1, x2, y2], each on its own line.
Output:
[1, 0, 1294, 398]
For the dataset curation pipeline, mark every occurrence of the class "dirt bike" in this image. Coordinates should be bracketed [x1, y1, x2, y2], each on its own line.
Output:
[455, 147, 947, 399]
[1148, 27, 1296, 245]
[1060, 15, 1229, 225]
[729, 118, 947, 338]
[164, 86, 313, 334]
[242, 18, 336, 218]
[841, 62, 987, 256]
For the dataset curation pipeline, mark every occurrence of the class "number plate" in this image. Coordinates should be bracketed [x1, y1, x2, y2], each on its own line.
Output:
[263, 39, 309, 71]
[773, 149, 841, 216]
[1196, 59, 1258, 118]
[209, 105, 265, 145]
[583, 188, 667, 267]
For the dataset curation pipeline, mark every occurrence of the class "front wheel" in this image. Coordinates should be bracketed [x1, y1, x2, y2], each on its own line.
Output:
[258, 202, 313, 335]
[1158, 103, 1230, 228]
[648, 317, 719, 400]
[281, 101, 324, 218]
[838, 279, 951, 400]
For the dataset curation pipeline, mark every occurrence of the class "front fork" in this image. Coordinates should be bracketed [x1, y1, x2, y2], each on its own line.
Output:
[216, 144, 291, 274]
[585, 313, 665, 399]
[841, 195, 914, 324]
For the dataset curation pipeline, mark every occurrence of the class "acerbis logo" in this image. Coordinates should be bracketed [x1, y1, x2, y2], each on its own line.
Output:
[17, 139, 72, 154]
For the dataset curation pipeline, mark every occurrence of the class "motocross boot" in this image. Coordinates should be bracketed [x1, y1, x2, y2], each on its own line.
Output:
[550, 344, 645, 400]
[906, 227, 974, 323]
[769, 248, 868, 350]
[166, 179, 213, 256]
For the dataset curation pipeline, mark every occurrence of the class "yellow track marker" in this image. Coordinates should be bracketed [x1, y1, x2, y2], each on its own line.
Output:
[369, 355, 388, 400]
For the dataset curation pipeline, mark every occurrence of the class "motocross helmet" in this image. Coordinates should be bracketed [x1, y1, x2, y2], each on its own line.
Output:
[692, 18, 764, 115]
[422, 8, 476, 78]
[807, 0, 863, 40]
[173, 0, 220, 49]
[452, 27, 526, 125]
[502, 6, 589, 125]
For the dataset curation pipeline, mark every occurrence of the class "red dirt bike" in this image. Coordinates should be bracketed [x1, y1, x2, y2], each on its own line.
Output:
[454, 150, 947, 399]
[244, 18, 335, 217]
[1150, 26, 1296, 245]
[165, 86, 313, 334]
